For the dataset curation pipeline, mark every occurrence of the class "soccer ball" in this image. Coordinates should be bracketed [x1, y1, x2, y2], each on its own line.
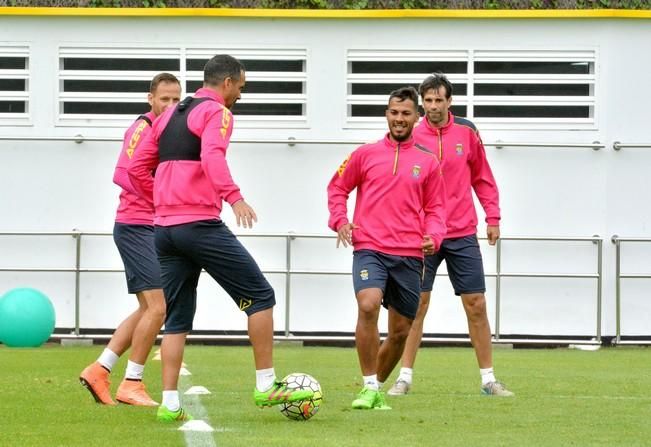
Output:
[279, 373, 323, 421]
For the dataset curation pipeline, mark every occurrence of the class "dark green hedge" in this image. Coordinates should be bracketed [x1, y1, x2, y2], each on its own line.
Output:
[2, 0, 650, 9]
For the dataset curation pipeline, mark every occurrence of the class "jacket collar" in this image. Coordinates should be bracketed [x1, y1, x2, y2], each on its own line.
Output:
[421, 111, 454, 135]
[383, 132, 415, 148]
[195, 87, 226, 106]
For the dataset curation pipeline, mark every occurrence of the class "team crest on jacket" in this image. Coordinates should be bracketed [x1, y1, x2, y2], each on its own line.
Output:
[455, 143, 464, 156]
[412, 165, 421, 178]
[360, 269, 369, 281]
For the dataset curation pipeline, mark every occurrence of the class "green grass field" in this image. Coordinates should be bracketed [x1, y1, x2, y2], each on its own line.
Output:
[2, 344, 650, 447]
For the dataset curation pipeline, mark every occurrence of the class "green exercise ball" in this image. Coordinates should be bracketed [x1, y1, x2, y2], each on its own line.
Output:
[0, 288, 56, 347]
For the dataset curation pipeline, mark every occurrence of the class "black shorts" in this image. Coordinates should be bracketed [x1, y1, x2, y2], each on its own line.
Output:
[352, 249, 423, 320]
[154, 219, 275, 334]
[113, 223, 162, 294]
[421, 234, 486, 296]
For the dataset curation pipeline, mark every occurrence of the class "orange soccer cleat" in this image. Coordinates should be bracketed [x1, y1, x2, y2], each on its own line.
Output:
[79, 362, 117, 406]
[116, 379, 159, 406]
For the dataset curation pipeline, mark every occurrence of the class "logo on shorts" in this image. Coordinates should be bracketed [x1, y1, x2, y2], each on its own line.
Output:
[239, 298, 252, 311]
[360, 269, 369, 281]
[455, 143, 464, 156]
[411, 165, 421, 178]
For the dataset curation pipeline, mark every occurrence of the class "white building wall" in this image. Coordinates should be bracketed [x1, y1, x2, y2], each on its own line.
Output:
[0, 12, 649, 340]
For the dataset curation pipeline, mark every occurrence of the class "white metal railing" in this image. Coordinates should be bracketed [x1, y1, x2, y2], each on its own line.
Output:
[612, 142, 651, 151]
[0, 231, 603, 345]
[0, 134, 606, 150]
[610, 235, 651, 345]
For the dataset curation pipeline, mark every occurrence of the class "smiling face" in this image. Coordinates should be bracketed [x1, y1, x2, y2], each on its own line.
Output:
[385, 96, 419, 142]
[148, 80, 181, 117]
[421, 86, 452, 128]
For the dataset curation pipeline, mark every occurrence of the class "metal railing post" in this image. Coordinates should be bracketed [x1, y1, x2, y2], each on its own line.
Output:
[284, 233, 293, 338]
[72, 229, 82, 337]
[613, 236, 621, 344]
[494, 238, 502, 341]
[596, 238, 603, 343]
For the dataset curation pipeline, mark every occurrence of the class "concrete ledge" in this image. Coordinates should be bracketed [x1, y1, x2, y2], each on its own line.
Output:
[60, 338, 94, 347]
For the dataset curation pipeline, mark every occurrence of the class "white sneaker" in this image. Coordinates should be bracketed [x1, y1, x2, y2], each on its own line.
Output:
[387, 379, 411, 396]
[481, 381, 514, 397]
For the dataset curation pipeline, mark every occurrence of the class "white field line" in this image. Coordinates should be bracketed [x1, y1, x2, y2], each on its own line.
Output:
[179, 366, 217, 447]
[452, 393, 651, 401]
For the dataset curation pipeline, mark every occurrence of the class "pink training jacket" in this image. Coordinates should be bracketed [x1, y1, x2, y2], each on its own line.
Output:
[113, 111, 155, 225]
[328, 133, 447, 258]
[413, 112, 500, 240]
[127, 88, 243, 226]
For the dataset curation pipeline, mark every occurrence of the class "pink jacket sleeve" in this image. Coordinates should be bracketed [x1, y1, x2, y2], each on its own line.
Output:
[469, 130, 501, 226]
[113, 122, 151, 195]
[422, 162, 447, 252]
[327, 151, 361, 232]
[196, 106, 243, 206]
[126, 130, 158, 207]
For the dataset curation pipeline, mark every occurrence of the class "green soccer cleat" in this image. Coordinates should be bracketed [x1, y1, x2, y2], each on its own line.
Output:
[373, 390, 392, 410]
[352, 386, 376, 409]
[254, 381, 315, 407]
[351, 386, 391, 410]
[157, 405, 194, 422]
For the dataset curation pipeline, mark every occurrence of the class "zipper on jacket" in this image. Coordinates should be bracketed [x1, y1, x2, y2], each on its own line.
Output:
[392, 142, 400, 175]
[437, 130, 443, 161]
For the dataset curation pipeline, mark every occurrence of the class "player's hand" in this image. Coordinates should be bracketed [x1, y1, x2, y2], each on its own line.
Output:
[487, 225, 500, 246]
[231, 200, 258, 229]
[422, 235, 436, 255]
[336, 223, 357, 248]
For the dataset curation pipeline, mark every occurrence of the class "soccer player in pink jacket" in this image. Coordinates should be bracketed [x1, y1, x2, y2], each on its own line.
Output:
[388, 73, 514, 397]
[80, 73, 181, 406]
[128, 55, 313, 422]
[328, 87, 447, 410]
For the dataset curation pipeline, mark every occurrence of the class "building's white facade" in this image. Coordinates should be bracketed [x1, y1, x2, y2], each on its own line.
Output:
[0, 9, 650, 343]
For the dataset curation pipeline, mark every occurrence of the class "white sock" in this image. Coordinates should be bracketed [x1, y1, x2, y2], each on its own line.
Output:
[97, 348, 119, 372]
[125, 360, 145, 380]
[480, 367, 496, 385]
[162, 390, 180, 411]
[398, 367, 413, 384]
[256, 367, 276, 392]
[363, 374, 379, 391]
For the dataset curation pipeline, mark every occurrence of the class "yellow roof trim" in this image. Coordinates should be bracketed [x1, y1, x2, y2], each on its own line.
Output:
[1, 7, 651, 19]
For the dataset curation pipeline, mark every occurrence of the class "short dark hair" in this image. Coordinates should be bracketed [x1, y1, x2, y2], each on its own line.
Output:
[419, 72, 453, 99]
[204, 54, 245, 86]
[150, 72, 180, 94]
[387, 86, 419, 110]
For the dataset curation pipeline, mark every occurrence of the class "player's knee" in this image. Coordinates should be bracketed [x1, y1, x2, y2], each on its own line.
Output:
[357, 299, 380, 318]
[149, 302, 166, 323]
[141, 290, 166, 318]
[394, 323, 412, 343]
[463, 293, 487, 319]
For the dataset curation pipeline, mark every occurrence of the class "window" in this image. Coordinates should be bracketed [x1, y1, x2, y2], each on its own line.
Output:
[0, 46, 29, 124]
[347, 49, 596, 129]
[472, 50, 595, 127]
[347, 50, 468, 127]
[185, 48, 306, 126]
[58, 46, 307, 128]
[58, 47, 180, 126]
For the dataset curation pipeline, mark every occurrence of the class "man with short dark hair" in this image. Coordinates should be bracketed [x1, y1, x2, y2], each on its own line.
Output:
[128, 54, 313, 422]
[328, 86, 447, 410]
[80, 73, 181, 407]
[388, 73, 514, 397]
